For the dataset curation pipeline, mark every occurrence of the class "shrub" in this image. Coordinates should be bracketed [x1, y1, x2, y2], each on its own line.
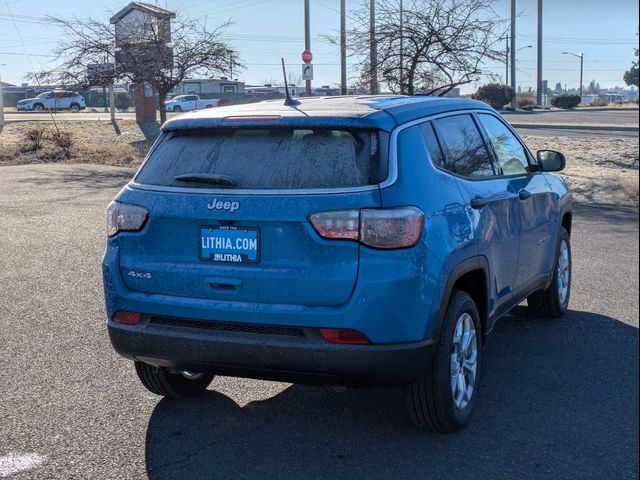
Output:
[474, 83, 515, 109]
[517, 97, 534, 108]
[50, 130, 74, 152]
[21, 128, 46, 152]
[551, 94, 581, 109]
[589, 100, 608, 107]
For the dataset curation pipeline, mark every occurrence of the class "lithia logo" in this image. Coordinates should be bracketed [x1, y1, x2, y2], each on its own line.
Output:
[207, 199, 240, 212]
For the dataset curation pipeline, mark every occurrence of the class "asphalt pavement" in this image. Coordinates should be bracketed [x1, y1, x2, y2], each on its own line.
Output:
[0, 164, 638, 479]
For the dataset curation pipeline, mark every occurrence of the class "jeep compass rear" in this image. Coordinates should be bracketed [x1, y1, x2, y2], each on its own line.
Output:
[104, 96, 572, 431]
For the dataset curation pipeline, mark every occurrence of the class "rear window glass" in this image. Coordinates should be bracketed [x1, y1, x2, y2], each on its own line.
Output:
[136, 127, 385, 189]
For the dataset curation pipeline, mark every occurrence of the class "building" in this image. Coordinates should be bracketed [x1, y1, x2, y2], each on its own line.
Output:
[171, 78, 245, 98]
[245, 84, 300, 97]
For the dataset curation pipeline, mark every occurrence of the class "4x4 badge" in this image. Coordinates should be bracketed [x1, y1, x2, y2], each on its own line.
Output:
[207, 199, 240, 212]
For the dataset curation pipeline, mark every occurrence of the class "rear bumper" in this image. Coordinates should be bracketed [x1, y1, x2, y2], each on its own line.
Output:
[108, 318, 435, 386]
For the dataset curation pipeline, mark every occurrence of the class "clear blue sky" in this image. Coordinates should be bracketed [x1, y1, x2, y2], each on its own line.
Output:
[1, 0, 638, 93]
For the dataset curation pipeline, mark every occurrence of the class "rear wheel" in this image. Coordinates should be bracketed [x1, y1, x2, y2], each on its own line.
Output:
[528, 228, 571, 318]
[134, 361, 214, 398]
[405, 290, 482, 431]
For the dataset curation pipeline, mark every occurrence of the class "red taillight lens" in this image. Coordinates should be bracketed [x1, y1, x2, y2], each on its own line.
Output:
[319, 328, 370, 345]
[360, 207, 425, 249]
[309, 207, 424, 249]
[113, 311, 142, 325]
[107, 201, 149, 237]
[309, 210, 360, 240]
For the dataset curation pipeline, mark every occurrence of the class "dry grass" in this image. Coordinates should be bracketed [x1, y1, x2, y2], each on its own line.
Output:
[0, 121, 151, 167]
[521, 134, 639, 206]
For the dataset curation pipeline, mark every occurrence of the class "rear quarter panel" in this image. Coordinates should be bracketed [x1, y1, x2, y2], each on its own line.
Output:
[376, 123, 477, 341]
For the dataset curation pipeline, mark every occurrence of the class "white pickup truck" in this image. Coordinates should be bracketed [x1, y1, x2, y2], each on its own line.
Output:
[164, 95, 219, 112]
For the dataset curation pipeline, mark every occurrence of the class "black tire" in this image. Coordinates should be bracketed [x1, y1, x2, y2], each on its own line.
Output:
[173, 106, 182, 112]
[134, 361, 214, 398]
[528, 228, 571, 319]
[405, 290, 482, 432]
[69, 103, 80, 112]
[33, 103, 44, 112]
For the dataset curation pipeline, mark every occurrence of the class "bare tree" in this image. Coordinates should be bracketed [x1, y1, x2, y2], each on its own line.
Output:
[332, 0, 504, 95]
[30, 15, 240, 123]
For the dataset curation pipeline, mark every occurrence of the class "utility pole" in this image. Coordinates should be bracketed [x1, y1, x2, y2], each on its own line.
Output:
[536, 0, 543, 106]
[304, 0, 312, 96]
[510, 0, 517, 108]
[399, 0, 404, 94]
[505, 36, 509, 85]
[370, 0, 378, 94]
[340, 0, 347, 95]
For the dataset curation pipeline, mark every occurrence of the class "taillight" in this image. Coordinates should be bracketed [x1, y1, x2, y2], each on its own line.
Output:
[113, 311, 142, 325]
[107, 201, 149, 237]
[309, 207, 424, 249]
[319, 328, 370, 345]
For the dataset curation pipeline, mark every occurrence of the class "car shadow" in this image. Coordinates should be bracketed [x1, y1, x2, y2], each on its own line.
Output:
[144, 309, 638, 479]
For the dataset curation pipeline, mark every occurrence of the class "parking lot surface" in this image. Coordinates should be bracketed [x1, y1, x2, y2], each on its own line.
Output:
[0, 164, 638, 479]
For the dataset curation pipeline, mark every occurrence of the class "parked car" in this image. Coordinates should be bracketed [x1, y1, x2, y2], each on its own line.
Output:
[16, 91, 86, 112]
[164, 95, 219, 112]
[103, 96, 573, 432]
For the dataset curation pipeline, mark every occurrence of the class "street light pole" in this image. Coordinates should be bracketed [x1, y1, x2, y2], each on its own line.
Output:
[562, 51, 584, 104]
[579, 53, 584, 103]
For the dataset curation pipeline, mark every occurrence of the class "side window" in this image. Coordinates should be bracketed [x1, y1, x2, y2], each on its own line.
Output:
[478, 114, 529, 175]
[433, 114, 495, 177]
[420, 122, 445, 167]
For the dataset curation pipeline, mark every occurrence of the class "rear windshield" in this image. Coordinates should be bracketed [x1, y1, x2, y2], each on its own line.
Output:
[136, 127, 386, 190]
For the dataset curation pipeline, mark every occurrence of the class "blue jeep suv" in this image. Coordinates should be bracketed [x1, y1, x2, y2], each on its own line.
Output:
[103, 96, 573, 431]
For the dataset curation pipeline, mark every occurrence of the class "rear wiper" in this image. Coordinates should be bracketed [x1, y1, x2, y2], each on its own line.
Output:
[174, 173, 238, 188]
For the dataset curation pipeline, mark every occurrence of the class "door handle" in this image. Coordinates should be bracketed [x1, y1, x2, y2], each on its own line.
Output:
[519, 190, 532, 201]
[470, 197, 490, 209]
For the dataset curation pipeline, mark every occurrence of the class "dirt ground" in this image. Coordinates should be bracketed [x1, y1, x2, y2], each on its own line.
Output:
[522, 134, 639, 206]
[1, 121, 637, 206]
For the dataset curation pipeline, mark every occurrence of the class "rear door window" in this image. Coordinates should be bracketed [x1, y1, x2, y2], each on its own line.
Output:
[433, 114, 495, 177]
[136, 127, 385, 189]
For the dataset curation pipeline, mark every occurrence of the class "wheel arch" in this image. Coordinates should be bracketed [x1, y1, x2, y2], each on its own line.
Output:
[438, 256, 491, 338]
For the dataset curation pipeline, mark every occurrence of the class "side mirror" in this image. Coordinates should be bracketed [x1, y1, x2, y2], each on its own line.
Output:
[537, 150, 566, 172]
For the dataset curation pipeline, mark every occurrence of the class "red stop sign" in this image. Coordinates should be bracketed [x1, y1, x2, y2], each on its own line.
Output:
[302, 50, 313, 64]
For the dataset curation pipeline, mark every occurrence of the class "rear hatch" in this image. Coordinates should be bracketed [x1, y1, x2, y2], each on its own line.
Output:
[117, 125, 387, 306]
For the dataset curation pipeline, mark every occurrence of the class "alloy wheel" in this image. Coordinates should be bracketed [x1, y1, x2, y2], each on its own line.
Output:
[556, 239, 571, 305]
[450, 313, 478, 410]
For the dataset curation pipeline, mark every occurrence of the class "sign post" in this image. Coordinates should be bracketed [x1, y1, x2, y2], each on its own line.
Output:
[302, 50, 313, 92]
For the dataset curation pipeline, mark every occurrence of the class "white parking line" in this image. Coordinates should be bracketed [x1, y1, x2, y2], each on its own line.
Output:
[0, 453, 45, 478]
